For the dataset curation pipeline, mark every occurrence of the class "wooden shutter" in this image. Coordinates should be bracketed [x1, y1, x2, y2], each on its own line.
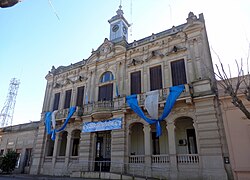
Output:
[53, 93, 60, 111]
[98, 84, 113, 101]
[76, 86, 84, 107]
[64, 89, 72, 108]
[171, 59, 187, 86]
[131, 71, 141, 95]
[150, 65, 163, 91]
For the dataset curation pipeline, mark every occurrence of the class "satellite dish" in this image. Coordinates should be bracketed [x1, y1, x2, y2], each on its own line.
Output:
[0, 0, 19, 8]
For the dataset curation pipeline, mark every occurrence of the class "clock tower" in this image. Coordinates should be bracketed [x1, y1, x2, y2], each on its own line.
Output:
[108, 5, 130, 42]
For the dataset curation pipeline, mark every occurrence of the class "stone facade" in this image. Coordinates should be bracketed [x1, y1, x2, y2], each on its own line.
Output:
[28, 8, 232, 180]
[0, 121, 39, 174]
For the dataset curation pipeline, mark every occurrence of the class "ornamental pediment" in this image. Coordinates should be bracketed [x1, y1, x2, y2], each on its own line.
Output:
[97, 38, 114, 57]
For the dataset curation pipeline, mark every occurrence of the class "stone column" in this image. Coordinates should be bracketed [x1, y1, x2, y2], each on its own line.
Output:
[52, 134, 60, 167]
[65, 132, 72, 165]
[143, 124, 152, 168]
[167, 121, 178, 179]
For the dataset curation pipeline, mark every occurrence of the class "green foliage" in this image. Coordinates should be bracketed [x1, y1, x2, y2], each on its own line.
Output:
[0, 150, 18, 173]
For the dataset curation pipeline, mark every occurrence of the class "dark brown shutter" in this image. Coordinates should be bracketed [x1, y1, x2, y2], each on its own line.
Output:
[64, 89, 72, 108]
[131, 71, 141, 95]
[171, 59, 187, 86]
[53, 93, 60, 111]
[150, 65, 163, 91]
[98, 84, 113, 101]
[76, 86, 84, 107]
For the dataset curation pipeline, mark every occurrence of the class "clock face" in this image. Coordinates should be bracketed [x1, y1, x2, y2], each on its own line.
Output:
[112, 24, 119, 32]
[123, 26, 127, 34]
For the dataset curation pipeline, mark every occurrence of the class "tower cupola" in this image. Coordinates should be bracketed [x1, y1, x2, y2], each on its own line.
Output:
[108, 5, 130, 42]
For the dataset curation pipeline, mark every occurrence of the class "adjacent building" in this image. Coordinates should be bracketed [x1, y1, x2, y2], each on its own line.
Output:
[0, 121, 39, 174]
[218, 78, 250, 180]
[26, 7, 232, 180]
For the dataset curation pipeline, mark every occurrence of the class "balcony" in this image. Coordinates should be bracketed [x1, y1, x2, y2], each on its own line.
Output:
[53, 107, 82, 120]
[51, 84, 192, 120]
[138, 84, 192, 105]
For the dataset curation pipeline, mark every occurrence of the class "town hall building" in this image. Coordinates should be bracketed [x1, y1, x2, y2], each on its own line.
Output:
[28, 6, 231, 180]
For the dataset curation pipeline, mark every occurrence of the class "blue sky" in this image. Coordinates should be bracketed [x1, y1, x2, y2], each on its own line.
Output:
[1, 0, 250, 125]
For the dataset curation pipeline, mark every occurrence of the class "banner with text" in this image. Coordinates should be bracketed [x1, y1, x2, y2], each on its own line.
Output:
[82, 117, 122, 132]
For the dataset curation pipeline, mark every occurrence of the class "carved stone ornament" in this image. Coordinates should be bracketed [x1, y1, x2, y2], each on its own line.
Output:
[104, 63, 109, 71]
[166, 45, 187, 56]
[186, 12, 198, 24]
[99, 39, 114, 56]
[127, 58, 144, 67]
[53, 75, 87, 88]
[144, 50, 164, 62]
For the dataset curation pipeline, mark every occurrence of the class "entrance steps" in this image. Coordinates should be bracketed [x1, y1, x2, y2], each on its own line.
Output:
[71, 171, 162, 180]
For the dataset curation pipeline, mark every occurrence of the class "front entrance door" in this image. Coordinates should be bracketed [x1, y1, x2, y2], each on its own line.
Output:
[94, 131, 111, 172]
[186, 129, 198, 154]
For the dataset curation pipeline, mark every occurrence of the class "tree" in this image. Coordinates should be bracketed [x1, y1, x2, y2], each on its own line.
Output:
[0, 150, 18, 173]
[213, 46, 250, 119]
[0, 0, 19, 8]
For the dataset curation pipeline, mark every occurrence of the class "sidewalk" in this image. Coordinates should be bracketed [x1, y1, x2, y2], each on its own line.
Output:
[0, 174, 99, 180]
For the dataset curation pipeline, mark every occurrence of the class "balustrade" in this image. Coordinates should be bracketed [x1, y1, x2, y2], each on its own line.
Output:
[129, 155, 145, 163]
[151, 154, 170, 163]
[177, 154, 199, 164]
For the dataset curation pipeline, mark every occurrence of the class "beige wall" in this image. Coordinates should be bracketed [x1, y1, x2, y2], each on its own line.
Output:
[220, 95, 250, 180]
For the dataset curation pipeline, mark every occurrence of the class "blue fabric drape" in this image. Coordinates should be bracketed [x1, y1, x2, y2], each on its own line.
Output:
[44, 106, 76, 141]
[126, 85, 184, 137]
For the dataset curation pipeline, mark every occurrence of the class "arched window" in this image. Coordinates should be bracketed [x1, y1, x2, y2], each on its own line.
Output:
[99, 71, 114, 101]
[100, 71, 114, 83]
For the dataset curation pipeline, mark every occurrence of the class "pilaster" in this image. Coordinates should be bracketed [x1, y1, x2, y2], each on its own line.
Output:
[167, 121, 178, 179]
[52, 134, 59, 167]
[65, 132, 72, 165]
[194, 97, 228, 180]
[143, 124, 152, 167]
[110, 113, 126, 173]
[29, 123, 46, 175]
[79, 116, 93, 171]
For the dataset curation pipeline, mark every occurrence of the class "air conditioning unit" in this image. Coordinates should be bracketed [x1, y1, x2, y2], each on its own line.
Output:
[178, 139, 187, 146]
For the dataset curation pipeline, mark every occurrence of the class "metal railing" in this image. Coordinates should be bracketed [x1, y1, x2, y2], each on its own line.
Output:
[67, 159, 168, 180]
[49, 154, 199, 179]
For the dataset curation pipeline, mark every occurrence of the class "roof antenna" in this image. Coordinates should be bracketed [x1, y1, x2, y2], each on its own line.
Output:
[130, 0, 133, 39]
[48, 0, 60, 21]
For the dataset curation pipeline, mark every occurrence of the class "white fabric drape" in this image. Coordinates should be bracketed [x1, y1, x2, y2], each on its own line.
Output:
[51, 110, 58, 129]
[144, 90, 159, 119]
